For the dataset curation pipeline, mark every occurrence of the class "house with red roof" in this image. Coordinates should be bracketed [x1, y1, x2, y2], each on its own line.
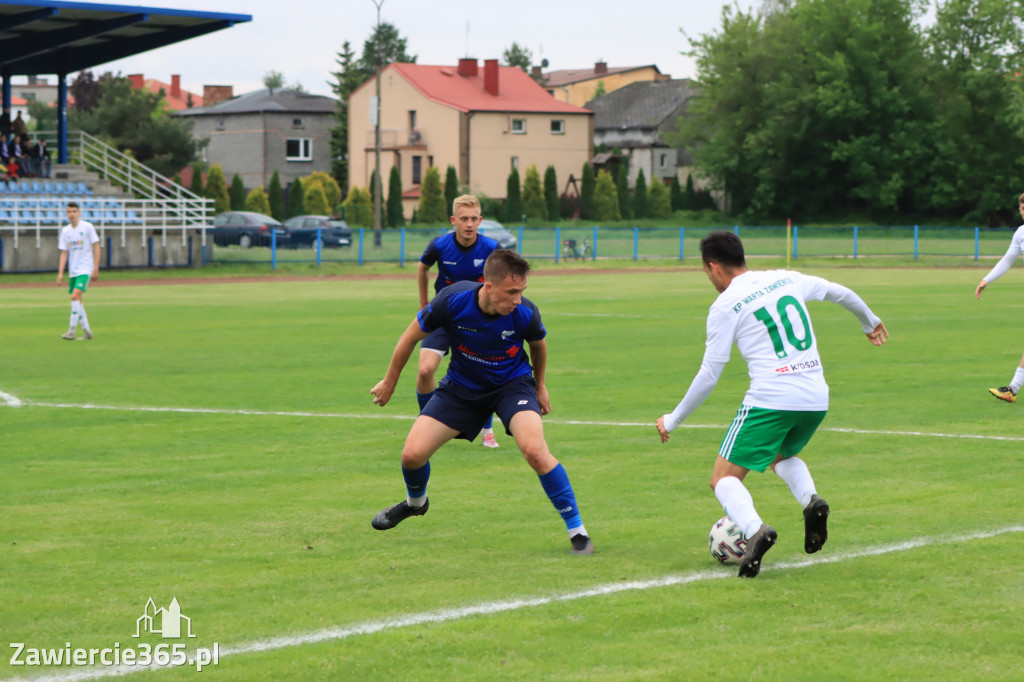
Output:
[128, 74, 203, 111]
[348, 58, 593, 219]
[543, 61, 669, 108]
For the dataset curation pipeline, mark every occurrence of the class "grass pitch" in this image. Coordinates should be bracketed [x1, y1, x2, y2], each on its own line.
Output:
[1, 264, 1022, 681]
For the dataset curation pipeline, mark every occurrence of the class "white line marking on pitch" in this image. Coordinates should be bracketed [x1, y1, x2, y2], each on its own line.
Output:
[4, 396, 1022, 443]
[13, 525, 1023, 682]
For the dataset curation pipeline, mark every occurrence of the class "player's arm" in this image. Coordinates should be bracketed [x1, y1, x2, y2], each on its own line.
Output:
[56, 249, 67, 284]
[657, 357, 727, 443]
[371, 318, 430, 407]
[528, 338, 550, 415]
[91, 240, 100, 279]
[416, 262, 431, 309]
[976, 238, 1022, 299]
[813, 278, 887, 345]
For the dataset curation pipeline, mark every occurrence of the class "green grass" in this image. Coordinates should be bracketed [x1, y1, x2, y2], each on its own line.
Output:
[1, 266, 1022, 680]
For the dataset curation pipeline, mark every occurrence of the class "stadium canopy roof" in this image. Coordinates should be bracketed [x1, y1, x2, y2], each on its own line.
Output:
[0, 0, 251, 76]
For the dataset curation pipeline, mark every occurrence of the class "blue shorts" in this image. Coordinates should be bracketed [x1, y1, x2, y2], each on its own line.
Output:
[420, 328, 450, 354]
[421, 375, 541, 441]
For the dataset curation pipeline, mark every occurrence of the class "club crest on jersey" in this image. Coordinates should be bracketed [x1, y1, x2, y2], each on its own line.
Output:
[501, 330, 515, 340]
[474, 258, 485, 267]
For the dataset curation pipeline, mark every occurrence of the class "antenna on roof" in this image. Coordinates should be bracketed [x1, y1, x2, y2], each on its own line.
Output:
[465, 20, 470, 57]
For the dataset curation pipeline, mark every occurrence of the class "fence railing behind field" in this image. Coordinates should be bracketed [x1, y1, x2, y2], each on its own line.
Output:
[204, 224, 1017, 269]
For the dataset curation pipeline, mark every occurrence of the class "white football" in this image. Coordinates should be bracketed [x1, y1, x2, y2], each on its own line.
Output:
[709, 516, 747, 565]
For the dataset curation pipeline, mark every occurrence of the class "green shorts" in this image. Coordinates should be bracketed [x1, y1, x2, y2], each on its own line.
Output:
[68, 274, 90, 295]
[719, 405, 827, 472]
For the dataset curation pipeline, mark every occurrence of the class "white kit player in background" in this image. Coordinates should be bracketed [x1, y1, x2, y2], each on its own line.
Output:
[56, 201, 100, 340]
[656, 231, 888, 578]
[975, 192, 1024, 403]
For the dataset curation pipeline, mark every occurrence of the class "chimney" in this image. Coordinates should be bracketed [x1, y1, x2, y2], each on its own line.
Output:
[594, 61, 608, 75]
[203, 85, 234, 107]
[484, 58, 499, 96]
[171, 74, 181, 99]
[531, 66, 542, 79]
[458, 58, 478, 77]
[128, 74, 144, 90]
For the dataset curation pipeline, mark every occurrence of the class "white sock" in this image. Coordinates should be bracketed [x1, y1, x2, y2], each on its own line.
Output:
[714, 476, 763, 539]
[774, 457, 817, 509]
[569, 525, 588, 538]
[69, 301, 81, 331]
[407, 494, 427, 508]
[1009, 367, 1024, 394]
[77, 302, 91, 333]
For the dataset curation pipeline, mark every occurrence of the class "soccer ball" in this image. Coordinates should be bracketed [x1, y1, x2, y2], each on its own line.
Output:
[708, 516, 747, 565]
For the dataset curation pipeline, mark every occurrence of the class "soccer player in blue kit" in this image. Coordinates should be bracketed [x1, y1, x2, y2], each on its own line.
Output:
[370, 249, 594, 555]
[417, 194, 502, 447]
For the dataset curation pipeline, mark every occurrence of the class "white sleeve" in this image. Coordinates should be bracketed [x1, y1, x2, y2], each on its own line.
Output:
[58, 228, 68, 251]
[87, 224, 100, 244]
[662, 359, 727, 432]
[982, 234, 1023, 284]
[799, 273, 881, 334]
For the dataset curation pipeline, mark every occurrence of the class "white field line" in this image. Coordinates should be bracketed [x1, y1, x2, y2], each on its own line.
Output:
[13, 525, 1024, 682]
[3, 393, 1023, 443]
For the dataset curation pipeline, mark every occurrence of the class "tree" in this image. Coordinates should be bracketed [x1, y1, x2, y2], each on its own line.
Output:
[357, 22, 417, 80]
[74, 76, 204, 177]
[387, 165, 405, 227]
[543, 165, 560, 221]
[343, 186, 374, 227]
[522, 165, 546, 220]
[229, 174, 246, 211]
[305, 183, 330, 216]
[632, 169, 649, 219]
[593, 80, 607, 98]
[670, 176, 684, 212]
[684, 174, 697, 211]
[504, 168, 523, 223]
[267, 170, 285, 220]
[245, 186, 271, 215]
[302, 171, 343, 212]
[418, 166, 446, 224]
[205, 164, 230, 214]
[69, 70, 113, 112]
[189, 165, 204, 197]
[616, 164, 631, 219]
[593, 170, 621, 222]
[328, 41, 366, 191]
[649, 178, 672, 218]
[443, 165, 459, 217]
[579, 163, 596, 219]
[503, 42, 533, 72]
[263, 70, 285, 93]
[288, 178, 305, 218]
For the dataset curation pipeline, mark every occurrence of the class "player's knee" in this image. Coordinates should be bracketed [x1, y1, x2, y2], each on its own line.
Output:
[400, 449, 429, 469]
[520, 443, 555, 473]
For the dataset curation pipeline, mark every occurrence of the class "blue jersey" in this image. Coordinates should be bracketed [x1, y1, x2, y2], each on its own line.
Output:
[417, 281, 546, 393]
[420, 232, 500, 294]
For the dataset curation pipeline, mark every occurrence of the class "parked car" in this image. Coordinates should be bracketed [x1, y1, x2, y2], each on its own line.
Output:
[282, 215, 352, 249]
[447, 219, 518, 249]
[209, 211, 288, 248]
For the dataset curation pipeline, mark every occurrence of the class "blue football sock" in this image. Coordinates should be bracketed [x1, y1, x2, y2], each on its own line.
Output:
[483, 414, 493, 430]
[416, 391, 433, 412]
[538, 463, 583, 531]
[402, 462, 430, 505]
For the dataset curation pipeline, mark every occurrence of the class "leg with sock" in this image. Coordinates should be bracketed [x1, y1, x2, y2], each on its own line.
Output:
[480, 414, 499, 448]
[774, 456, 829, 553]
[714, 475, 776, 577]
[538, 463, 592, 554]
[371, 461, 431, 530]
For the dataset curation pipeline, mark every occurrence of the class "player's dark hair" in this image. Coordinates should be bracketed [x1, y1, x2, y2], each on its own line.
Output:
[66, 201, 80, 209]
[699, 231, 746, 267]
[483, 249, 531, 283]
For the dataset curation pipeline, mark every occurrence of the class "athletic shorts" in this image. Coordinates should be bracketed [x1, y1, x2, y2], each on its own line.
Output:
[67, 274, 90, 295]
[420, 375, 540, 441]
[718, 405, 827, 473]
[420, 328, 450, 355]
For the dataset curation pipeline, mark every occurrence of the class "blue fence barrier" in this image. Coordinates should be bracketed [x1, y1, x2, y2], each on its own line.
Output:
[197, 224, 1015, 269]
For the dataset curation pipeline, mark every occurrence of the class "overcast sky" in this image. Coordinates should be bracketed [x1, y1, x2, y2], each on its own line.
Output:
[94, 0, 759, 98]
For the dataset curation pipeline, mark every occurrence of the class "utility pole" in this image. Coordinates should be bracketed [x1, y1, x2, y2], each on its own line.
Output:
[372, 0, 384, 247]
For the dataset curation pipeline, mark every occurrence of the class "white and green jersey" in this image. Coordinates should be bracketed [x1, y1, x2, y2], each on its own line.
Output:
[663, 270, 881, 432]
[982, 224, 1024, 285]
[58, 221, 99, 277]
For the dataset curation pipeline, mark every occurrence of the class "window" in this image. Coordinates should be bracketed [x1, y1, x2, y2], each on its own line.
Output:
[550, 119, 565, 135]
[511, 118, 526, 134]
[511, 156, 519, 170]
[286, 138, 312, 161]
[412, 156, 422, 184]
[660, 153, 668, 169]
[216, 118, 225, 130]
[292, 117, 304, 128]
[409, 110, 417, 130]
[428, 155, 434, 168]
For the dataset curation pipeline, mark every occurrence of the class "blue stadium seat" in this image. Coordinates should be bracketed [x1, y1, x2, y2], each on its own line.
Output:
[43, 210, 60, 225]
[30, 181, 42, 193]
[0, 209, 10, 222]
[42, 181, 54, 193]
[126, 209, 142, 224]
[52, 181, 65, 193]
[105, 210, 120, 223]
[77, 182, 94, 195]
[104, 197, 121, 209]
[84, 198, 99, 209]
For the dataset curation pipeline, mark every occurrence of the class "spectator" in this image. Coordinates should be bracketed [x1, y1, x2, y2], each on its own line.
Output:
[11, 111, 27, 138]
[20, 135, 38, 177]
[0, 133, 9, 164]
[5, 156, 19, 182]
[34, 138, 51, 178]
[0, 108, 10, 137]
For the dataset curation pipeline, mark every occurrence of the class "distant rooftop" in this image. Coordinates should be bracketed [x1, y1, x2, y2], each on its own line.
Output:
[586, 79, 697, 131]
[175, 88, 336, 116]
[543, 62, 665, 88]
